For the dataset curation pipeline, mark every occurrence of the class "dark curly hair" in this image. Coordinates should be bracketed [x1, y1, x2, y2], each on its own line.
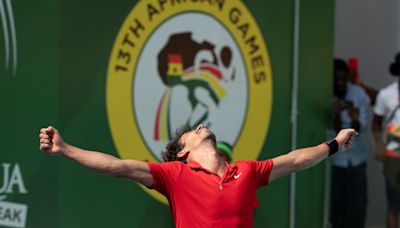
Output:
[334, 58, 349, 75]
[161, 125, 193, 162]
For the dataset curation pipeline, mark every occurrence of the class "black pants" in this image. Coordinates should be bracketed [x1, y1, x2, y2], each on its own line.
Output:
[330, 162, 367, 228]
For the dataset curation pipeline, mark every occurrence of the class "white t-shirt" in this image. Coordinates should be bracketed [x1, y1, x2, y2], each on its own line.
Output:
[374, 81, 400, 121]
[374, 81, 400, 190]
[374, 81, 400, 157]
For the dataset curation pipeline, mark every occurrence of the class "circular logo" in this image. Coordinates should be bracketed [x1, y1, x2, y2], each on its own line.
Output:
[107, 0, 273, 204]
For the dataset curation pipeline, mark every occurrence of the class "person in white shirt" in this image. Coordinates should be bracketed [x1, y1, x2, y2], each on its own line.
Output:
[373, 52, 400, 228]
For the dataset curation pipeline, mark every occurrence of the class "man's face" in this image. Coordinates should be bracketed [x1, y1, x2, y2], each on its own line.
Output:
[179, 125, 216, 152]
[334, 70, 348, 99]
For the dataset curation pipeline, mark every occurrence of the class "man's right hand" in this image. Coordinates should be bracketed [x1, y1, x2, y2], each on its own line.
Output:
[39, 126, 66, 155]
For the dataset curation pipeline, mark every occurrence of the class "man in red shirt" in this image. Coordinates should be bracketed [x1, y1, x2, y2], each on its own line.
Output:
[39, 125, 356, 227]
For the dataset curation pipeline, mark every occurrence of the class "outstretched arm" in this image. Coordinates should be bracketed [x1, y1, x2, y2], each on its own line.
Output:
[269, 128, 357, 182]
[39, 126, 153, 187]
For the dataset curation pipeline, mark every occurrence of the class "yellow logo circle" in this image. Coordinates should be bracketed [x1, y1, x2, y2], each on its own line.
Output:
[106, 0, 273, 204]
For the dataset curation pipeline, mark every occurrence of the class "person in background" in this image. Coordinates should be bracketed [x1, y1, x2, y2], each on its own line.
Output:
[373, 52, 400, 228]
[348, 58, 378, 105]
[330, 59, 370, 228]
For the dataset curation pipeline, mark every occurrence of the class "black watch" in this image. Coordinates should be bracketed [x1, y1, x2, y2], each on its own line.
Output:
[325, 139, 339, 156]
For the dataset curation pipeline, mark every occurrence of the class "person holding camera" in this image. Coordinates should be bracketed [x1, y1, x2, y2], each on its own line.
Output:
[330, 59, 370, 228]
[373, 52, 400, 228]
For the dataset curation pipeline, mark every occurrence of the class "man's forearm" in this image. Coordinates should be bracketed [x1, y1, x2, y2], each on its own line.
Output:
[290, 143, 330, 171]
[269, 143, 330, 182]
[61, 144, 124, 177]
[270, 129, 355, 182]
[39, 126, 152, 185]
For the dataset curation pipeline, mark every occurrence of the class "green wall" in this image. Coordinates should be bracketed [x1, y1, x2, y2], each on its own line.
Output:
[0, 0, 334, 227]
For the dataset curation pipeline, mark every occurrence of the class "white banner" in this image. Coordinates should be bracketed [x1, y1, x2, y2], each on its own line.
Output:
[0, 201, 28, 228]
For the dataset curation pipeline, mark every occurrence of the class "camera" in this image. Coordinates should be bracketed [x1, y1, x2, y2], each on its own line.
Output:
[341, 100, 354, 110]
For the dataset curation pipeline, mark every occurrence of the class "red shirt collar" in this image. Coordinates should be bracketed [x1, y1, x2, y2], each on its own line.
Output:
[187, 161, 235, 175]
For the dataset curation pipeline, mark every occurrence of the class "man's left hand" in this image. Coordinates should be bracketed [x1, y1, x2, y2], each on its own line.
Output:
[335, 128, 358, 151]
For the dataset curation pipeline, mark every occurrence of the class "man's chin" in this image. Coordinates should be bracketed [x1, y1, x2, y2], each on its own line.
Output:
[204, 133, 217, 145]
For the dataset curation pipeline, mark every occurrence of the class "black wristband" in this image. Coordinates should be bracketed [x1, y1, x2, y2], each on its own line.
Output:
[325, 139, 339, 156]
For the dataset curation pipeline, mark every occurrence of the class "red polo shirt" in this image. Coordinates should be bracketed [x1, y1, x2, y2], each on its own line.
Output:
[147, 159, 274, 228]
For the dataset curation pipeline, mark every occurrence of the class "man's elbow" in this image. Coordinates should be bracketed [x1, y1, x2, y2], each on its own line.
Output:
[108, 160, 130, 178]
[291, 158, 304, 173]
[293, 155, 315, 172]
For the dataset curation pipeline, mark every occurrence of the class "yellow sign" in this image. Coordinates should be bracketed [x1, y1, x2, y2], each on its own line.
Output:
[107, 0, 273, 204]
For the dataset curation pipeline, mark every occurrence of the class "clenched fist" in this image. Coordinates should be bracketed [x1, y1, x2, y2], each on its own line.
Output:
[39, 126, 66, 155]
[335, 128, 358, 151]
